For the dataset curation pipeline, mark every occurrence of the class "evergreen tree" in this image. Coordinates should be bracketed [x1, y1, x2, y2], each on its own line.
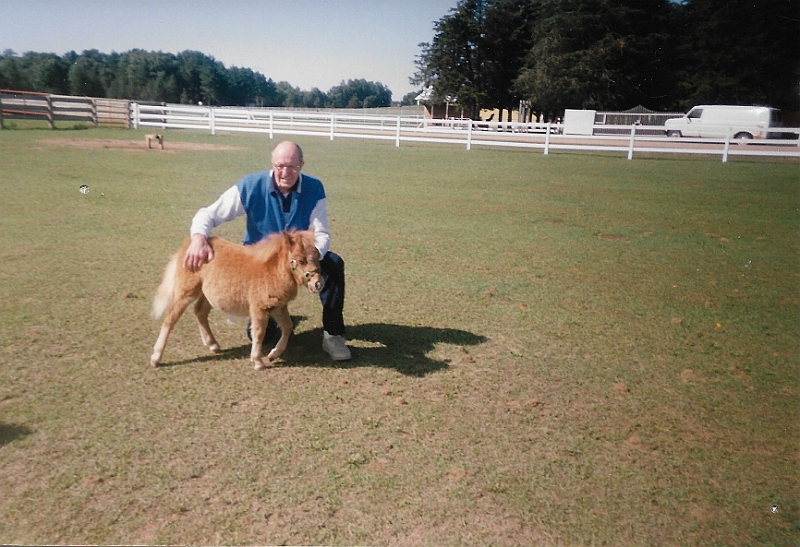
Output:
[672, 0, 799, 111]
[412, 0, 535, 118]
[513, 0, 674, 115]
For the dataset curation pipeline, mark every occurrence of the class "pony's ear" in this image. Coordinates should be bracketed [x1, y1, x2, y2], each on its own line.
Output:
[283, 230, 295, 248]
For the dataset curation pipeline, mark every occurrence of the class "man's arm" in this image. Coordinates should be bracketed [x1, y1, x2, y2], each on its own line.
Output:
[309, 197, 331, 258]
[183, 185, 245, 272]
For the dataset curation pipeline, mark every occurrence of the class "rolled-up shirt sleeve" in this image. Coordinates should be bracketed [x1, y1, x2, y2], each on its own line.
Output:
[189, 185, 245, 238]
[309, 197, 331, 258]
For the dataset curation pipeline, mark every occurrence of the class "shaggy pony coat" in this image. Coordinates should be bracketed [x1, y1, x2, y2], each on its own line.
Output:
[150, 230, 323, 370]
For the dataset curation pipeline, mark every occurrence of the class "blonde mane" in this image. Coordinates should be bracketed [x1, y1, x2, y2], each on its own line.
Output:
[247, 232, 289, 263]
[248, 230, 316, 263]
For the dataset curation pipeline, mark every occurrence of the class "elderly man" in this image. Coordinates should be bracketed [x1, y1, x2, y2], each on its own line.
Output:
[182, 140, 351, 361]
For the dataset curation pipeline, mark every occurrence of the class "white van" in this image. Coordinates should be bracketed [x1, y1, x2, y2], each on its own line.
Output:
[664, 105, 783, 140]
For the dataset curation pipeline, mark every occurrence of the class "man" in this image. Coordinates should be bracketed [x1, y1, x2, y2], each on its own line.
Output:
[182, 140, 351, 361]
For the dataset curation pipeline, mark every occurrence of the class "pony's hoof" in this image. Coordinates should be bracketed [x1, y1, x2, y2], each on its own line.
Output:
[253, 360, 266, 371]
[150, 355, 160, 367]
[209, 343, 221, 353]
[267, 349, 282, 361]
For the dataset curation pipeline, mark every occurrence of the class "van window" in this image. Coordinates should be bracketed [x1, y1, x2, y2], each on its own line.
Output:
[688, 108, 703, 119]
[771, 109, 783, 124]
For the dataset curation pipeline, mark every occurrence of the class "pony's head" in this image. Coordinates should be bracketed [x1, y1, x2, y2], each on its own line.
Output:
[285, 230, 324, 293]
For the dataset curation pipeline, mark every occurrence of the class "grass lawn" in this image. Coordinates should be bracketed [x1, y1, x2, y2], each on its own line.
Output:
[0, 126, 798, 546]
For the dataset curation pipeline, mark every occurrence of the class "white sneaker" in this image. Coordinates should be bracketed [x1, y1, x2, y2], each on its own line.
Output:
[322, 332, 352, 361]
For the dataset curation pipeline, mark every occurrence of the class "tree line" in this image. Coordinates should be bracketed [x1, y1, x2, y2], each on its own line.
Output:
[412, 0, 799, 119]
[2, 0, 797, 117]
[0, 48, 392, 109]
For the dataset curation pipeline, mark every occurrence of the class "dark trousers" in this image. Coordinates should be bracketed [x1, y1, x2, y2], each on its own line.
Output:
[320, 251, 346, 336]
[248, 251, 346, 340]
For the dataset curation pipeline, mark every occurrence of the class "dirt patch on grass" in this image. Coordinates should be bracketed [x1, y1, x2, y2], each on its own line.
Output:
[38, 138, 244, 152]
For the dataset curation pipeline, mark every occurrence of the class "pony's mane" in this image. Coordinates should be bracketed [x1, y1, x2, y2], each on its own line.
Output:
[248, 230, 314, 262]
[248, 231, 289, 262]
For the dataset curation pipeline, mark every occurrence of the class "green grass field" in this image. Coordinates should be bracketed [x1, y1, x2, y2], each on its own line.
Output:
[0, 126, 798, 546]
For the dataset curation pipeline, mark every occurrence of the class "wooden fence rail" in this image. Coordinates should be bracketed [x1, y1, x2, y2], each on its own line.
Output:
[0, 89, 129, 128]
[94, 98, 132, 127]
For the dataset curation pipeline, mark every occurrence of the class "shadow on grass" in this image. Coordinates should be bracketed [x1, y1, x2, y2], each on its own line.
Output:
[293, 323, 488, 376]
[159, 320, 487, 377]
[0, 422, 34, 447]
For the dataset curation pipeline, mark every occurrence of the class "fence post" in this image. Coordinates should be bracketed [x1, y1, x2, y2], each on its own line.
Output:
[269, 110, 274, 139]
[722, 126, 731, 163]
[91, 99, 98, 127]
[395, 116, 401, 147]
[45, 95, 54, 129]
[466, 119, 473, 150]
[627, 123, 637, 160]
[209, 106, 216, 135]
[0, 96, 4, 129]
[330, 113, 335, 141]
[544, 123, 551, 155]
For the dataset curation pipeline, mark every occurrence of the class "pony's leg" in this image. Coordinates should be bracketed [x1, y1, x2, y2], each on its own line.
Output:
[150, 294, 196, 367]
[248, 308, 271, 370]
[193, 294, 220, 353]
[266, 305, 292, 362]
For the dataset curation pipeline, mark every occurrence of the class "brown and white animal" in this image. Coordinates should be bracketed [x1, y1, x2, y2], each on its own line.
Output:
[146, 134, 164, 149]
[150, 230, 324, 370]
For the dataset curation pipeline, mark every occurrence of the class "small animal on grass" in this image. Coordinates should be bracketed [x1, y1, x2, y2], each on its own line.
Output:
[146, 134, 164, 149]
[150, 230, 324, 370]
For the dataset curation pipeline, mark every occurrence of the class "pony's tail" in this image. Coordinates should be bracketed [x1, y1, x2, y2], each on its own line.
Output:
[152, 254, 178, 319]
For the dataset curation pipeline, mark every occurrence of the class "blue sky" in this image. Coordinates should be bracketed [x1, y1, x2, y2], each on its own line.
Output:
[1, 0, 459, 100]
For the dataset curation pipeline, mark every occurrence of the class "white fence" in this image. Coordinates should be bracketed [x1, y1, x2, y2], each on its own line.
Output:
[131, 103, 800, 162]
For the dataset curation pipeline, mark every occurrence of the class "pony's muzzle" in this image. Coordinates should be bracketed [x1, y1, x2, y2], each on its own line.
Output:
[307, 273, 324, 293]
[291, 258, 324, 293]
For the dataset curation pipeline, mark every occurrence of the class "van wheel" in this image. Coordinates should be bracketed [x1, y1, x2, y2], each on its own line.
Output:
[734, 132, 753, 143]
[666, 130, 681, 138]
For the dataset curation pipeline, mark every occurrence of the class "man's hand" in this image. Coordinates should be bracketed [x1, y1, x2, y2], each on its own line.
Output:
[183, 233, 214, 272]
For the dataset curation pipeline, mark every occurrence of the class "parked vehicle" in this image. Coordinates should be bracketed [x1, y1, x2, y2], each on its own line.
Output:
[664, 105, 783, 141]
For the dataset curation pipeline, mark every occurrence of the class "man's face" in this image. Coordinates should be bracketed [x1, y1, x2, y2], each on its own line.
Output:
[271, 145, 304, 192]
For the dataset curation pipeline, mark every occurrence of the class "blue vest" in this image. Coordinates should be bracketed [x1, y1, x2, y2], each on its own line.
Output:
[236, 171, 326, 245]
